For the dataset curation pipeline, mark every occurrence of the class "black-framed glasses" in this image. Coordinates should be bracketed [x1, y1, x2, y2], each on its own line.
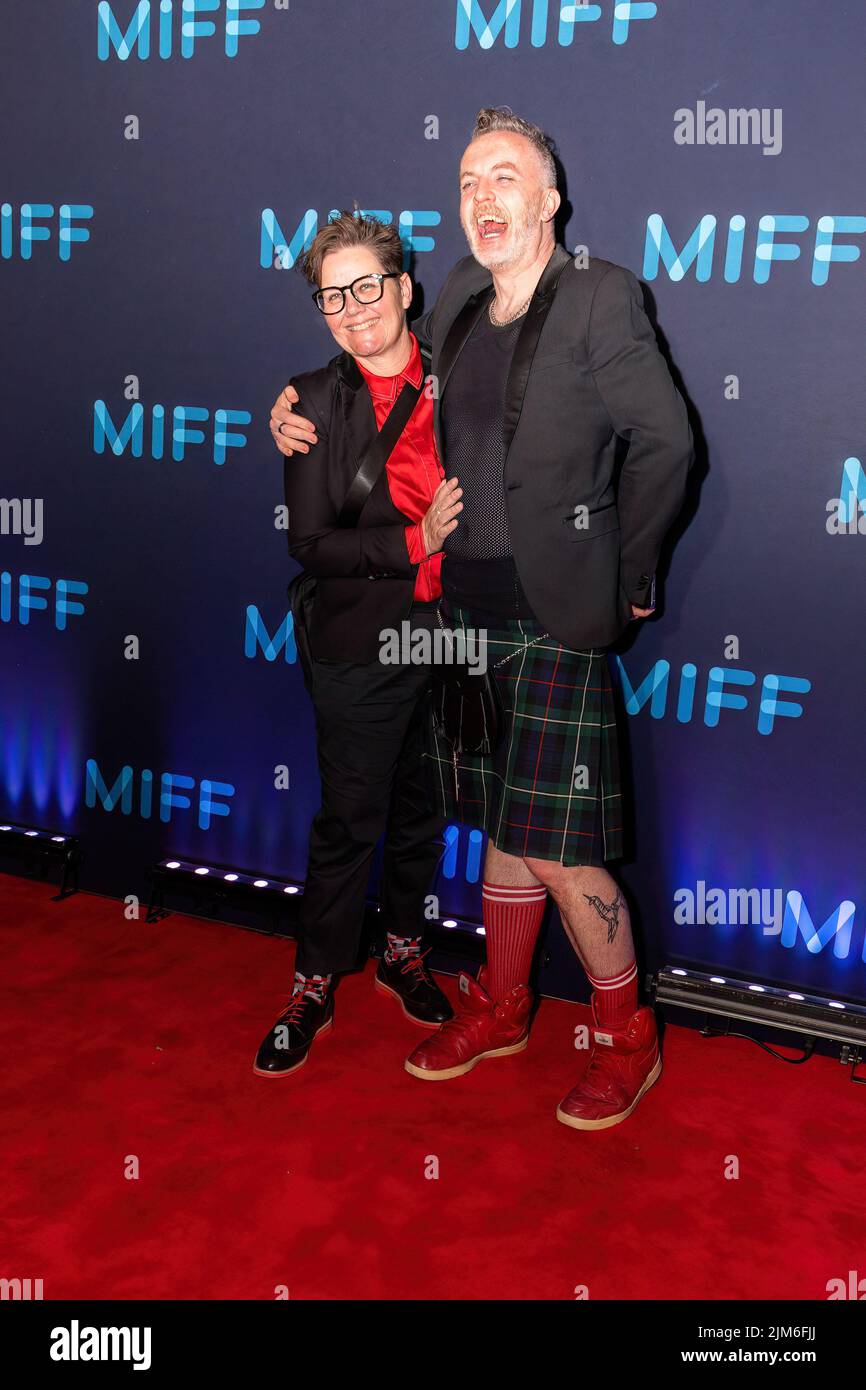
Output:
[313, 271, 401, 315]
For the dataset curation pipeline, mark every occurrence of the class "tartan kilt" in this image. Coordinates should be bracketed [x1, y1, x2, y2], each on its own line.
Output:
[423, 602, 624, 866]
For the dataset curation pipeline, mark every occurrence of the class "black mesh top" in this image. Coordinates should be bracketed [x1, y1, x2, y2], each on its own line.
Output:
[440, 297, 539, 622]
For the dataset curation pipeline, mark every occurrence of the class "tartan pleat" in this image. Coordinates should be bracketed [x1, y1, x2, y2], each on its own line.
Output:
[424, 604, 624, 866]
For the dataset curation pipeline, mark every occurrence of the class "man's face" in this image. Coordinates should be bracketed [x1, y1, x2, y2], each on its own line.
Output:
[458, 131, 556, 271]
[317, 247, 412, 360]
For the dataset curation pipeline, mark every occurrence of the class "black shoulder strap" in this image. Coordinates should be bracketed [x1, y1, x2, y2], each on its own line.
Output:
[338, 375, 424, 525]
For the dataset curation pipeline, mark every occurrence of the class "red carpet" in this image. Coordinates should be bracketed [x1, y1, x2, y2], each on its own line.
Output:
[1, 872, 863, 1301]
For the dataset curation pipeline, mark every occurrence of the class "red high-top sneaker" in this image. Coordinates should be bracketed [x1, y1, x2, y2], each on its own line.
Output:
[556, 994, 662, 1130]
[404, 967, 532, 1080]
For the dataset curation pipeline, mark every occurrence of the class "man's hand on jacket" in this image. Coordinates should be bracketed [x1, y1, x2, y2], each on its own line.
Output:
[270, 383, 319, 456]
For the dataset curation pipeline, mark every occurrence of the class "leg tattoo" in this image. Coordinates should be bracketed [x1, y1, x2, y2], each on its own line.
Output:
[583, 890, 624, 945]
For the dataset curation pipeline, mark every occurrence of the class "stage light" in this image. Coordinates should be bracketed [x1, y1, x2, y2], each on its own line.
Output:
[652, 966, 866, 1079]
[147, 859, 486, 970]
[420, 910, 486, 965]
[0, 819, 84, 897]
[147, 856, 306, 924]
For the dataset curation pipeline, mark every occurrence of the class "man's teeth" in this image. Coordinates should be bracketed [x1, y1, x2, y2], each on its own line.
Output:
[346, 319, 379, 331]
[478, 216, 507, 239]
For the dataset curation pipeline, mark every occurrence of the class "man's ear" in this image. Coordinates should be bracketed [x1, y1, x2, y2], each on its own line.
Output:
[400, 271, 413, 307]
[542, 188, 561, 224]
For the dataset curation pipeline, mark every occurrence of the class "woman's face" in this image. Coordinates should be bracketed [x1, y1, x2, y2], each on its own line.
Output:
[317, 247, 412, 363]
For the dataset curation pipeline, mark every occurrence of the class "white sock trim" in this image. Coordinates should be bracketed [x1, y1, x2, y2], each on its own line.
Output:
[482, 882, 548, 903]
[586, 961, 638, 990]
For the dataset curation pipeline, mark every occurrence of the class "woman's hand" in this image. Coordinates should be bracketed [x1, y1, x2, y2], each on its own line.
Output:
[270, 384, 319, 457]
[421, 478, 463, 555]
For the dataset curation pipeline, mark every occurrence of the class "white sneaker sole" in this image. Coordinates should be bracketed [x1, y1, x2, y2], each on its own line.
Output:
[405, 1035, 529, 1081]
[555, 1054, 662, 1130]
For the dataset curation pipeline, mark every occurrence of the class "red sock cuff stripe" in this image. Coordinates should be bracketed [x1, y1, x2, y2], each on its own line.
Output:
[586, 961, 638, 990]
[482, 882, 548, 902]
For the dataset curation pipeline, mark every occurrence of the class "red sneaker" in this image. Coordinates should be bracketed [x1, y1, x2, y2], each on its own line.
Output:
[556, 994, 662, 1130]
[404, 967, 532, 1080]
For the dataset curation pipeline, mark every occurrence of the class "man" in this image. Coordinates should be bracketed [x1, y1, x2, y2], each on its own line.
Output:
[271, 108, 694, 1128]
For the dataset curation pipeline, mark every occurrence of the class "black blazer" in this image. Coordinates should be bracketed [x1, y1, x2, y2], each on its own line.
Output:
[414, 244, 695, 648]
[285, 245, 694, 660]
[284, 350, 427, 663]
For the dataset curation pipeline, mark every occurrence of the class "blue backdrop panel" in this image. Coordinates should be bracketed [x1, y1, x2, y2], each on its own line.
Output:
[1, 1, 864, 1003]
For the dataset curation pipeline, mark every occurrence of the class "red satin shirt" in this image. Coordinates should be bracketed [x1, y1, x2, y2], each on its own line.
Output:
[355, 332, 444, 602]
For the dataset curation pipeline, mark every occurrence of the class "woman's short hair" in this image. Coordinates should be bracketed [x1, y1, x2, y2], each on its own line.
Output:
[298, 208, 404, 287]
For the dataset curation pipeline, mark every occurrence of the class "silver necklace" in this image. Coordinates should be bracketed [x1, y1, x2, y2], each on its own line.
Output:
[489, 293, 532, 327]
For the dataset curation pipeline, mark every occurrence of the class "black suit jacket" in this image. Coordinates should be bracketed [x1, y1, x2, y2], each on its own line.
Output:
[284, 350, 426, 662]
[285, 245, 694, 660]
[414, 244, 694, 648]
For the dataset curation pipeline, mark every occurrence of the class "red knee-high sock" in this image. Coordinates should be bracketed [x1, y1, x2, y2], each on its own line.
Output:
[482, 881, 548, 1002]
[585, 959, 638, 1029]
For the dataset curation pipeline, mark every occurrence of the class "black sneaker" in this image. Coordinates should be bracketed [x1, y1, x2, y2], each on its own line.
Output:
[253, 989, 334, 1077]
[375, 949, 454, 1027]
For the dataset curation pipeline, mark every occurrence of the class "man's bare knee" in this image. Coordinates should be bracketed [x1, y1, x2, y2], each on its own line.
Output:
[523, 858, 604, 895]
[485, 842, 544, 887]
[523, 856, 570, 891]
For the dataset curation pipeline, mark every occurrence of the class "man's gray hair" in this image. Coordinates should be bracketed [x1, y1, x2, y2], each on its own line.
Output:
[470, 107, 558, 189]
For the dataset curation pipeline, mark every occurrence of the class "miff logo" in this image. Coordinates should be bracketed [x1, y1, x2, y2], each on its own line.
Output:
[455, 0, 659, 49]
[85, 760, 235, 828]
[643, 213, 866, 285]
[442, 824, 484, 883]
[1, 572, 88, 629]
[826, 456, 866, 534]
[93, 400, 251, 464]
[97, 1, 266, 61]
[614, 657, 810, 735]
[1, 205, 93, 261]
[261, 209, 441, 270]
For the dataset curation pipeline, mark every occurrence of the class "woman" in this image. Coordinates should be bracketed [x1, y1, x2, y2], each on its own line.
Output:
[253, 212, 463, 1078]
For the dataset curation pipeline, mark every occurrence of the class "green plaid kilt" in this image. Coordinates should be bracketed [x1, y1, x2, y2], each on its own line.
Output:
[423, 603, 624, 866]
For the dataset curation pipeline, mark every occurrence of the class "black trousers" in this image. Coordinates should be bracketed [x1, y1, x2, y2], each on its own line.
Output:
[295, 601, 445, 976]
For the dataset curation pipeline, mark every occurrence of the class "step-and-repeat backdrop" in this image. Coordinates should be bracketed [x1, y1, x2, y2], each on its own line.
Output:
[2, 1, 864, 1003]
